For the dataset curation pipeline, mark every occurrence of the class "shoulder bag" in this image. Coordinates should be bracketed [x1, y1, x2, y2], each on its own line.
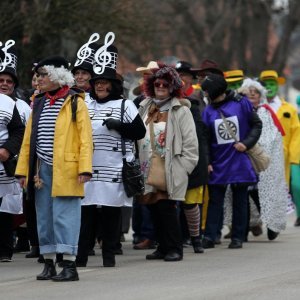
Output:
[219, 111, 270, 173]
[145, 120, 167, 191]
[121, 99, 145, 197]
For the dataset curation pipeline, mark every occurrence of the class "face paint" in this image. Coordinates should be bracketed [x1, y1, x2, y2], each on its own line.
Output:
[263, 79, 278, 99]
[227, 80, 243, 91]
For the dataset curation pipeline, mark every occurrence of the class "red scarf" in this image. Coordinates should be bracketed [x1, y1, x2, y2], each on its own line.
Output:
[184, 86, 194, 97]
[261, 104, 285, 136]
[45, 86, 70, 106]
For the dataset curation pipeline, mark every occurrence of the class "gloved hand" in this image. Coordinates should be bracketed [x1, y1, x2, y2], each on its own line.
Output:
[102, 118, 122, 131]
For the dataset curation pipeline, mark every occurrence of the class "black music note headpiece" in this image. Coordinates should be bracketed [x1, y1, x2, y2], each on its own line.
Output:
[72, 33, 100, 76]
[0, 39, 18, 86]
[91, 32, 120, 82]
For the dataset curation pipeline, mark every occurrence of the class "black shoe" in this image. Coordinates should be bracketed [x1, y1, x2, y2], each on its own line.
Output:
[37, 255, 45, 263]
[36, 259, 57, 280]
[191, 236, 204, 253]
[182, 238, 192, 248]
[146, 250, 165, 260]
[88, 249, 95, 256]
[294, 217, 300, 227]
[164, 252, 182, 262]
[114, 248, 123, 255]
[202, 238, 215, 249]
[228, 240, 243, 249]
[25, 246, 40, 258]
[267, 228, 279, 241]
[103, 260, 115, 267]
[214, 237, 222, 245]
[75, 257, 87, 267]
[51, 260, 79, 282]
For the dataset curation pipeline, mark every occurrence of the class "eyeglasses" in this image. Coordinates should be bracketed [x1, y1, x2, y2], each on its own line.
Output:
[154, 81, 169, 88]
[0, 78, 14, 85]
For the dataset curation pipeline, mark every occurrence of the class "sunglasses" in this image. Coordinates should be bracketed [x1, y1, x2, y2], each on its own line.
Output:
[0, 78, 14, 85]
[154, 81, 169, 88]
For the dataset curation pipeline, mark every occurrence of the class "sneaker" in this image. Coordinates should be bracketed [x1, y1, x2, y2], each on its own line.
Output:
[0, 256, 12, 262]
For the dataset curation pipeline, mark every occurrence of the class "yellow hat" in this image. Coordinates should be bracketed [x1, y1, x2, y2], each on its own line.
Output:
[224, 70, 244, 83]
[259, 70, 286, 85]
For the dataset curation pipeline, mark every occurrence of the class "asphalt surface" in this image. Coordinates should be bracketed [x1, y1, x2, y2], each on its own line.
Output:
[1, 214, 300, 300]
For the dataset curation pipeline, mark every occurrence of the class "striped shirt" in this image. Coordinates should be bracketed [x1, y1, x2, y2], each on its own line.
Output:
[36, 98, 65, 165]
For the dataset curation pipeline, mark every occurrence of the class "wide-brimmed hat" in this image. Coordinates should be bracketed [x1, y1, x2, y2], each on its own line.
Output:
[191, 59, 223, 77]
[136, 61, 159, 73]
[259, 70, 286, 85]
[224, 70, 244, 83]
[0, 39, 19, 86]
[72, 33, 100, 76]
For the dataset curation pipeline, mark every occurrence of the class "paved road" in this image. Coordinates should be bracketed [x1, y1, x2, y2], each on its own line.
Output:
[1, 214, 300, 300]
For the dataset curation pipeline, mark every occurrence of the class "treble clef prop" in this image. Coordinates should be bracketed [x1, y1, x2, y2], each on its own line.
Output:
[74, 33, 100, 67]
[0, 39, 15, 72]
[93, 32, 117, 75]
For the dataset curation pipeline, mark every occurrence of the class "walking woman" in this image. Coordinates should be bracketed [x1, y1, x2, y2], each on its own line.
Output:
[238, 78, 288, 240]
[16, 56, 93, 282]
[78, 41, 146, 268]
[201, 74, 262, 249]
[138, 63, 199, 261]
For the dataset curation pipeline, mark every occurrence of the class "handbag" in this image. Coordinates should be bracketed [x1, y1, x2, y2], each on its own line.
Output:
[146, 120, 167, 191]
[219, 111, 270, 173]
[120, 99, 145, 197]
[3, 155, 18, 177]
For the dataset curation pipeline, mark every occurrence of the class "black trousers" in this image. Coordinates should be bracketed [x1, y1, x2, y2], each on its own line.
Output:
[77, 205, 121, 265]
[0, 198, 14, 258]
[23, 196, 39, 247]
[148, 200, 182, 256]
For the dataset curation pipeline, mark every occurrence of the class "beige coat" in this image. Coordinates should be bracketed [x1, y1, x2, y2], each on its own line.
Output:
[139, 97, 199, 201]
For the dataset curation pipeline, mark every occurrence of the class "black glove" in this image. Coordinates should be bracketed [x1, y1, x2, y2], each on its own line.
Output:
[102, 118, 122, 131]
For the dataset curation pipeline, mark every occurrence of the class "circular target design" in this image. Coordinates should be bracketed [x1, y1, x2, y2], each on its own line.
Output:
[218, 120, 237, 140]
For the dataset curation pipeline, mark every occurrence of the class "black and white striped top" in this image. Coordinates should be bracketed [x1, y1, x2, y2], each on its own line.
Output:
[36, 98, 64, 165]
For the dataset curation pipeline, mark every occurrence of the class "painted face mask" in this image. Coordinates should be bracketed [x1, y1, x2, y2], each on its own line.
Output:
[227, 80, 243, 91]
[263, 79, 278, 99]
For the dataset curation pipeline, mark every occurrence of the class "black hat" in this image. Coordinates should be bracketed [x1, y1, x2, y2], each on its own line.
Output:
[90, 35, 120, 84]
[34, 56, 69, 72]
[72, 33, 100, 76]
[175, 61, 196, 78]
[0, 40, 18, 86]
[201, 74, 227, 101]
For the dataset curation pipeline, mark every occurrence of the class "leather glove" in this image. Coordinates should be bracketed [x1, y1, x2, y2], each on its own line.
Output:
[102, 118, 122, 131]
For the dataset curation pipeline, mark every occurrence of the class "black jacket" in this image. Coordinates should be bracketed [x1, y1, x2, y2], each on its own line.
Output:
[2, 106, 25, 157]
[187, 98, 209, 189]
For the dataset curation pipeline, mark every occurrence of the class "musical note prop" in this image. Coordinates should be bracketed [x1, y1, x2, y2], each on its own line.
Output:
[93, 32, 117, 75]
[0, 40, 16, 72]
[74, 33, 100, 67]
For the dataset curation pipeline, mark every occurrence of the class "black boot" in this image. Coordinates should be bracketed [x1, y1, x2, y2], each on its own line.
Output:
[36, 259, 57, 280]
[25, 246, 40, 258]
[51, 260, 79, 282]
[191, 236, 204, 254]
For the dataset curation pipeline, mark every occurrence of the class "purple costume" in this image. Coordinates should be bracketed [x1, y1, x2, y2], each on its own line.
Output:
[202, 96, 258, 185]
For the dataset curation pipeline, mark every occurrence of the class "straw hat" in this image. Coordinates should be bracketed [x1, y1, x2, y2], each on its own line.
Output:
[136, 61, 159, 73]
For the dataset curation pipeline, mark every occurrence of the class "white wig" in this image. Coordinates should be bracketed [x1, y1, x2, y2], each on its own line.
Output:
[43, 65, 75, 87]
[239, 78, 267, 103]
